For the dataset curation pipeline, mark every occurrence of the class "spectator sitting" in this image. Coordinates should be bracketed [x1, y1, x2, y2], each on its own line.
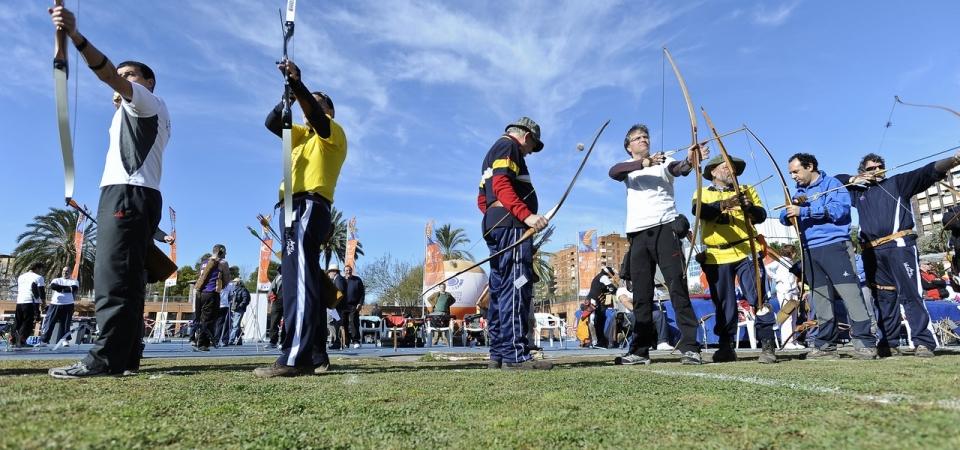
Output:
[920, 262, 951, 300]
[426, 283, 455, 345]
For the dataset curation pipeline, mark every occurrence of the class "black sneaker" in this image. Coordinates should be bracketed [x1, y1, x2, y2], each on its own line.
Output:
[614, 353, 651, 365]
[849, 347, 878, 360]
[502, 359, 553, 370]
[487, 359, 502, 369]
[192, 345, 210, 352]
[758, 339, 778, 364]
[712, 345, 737, 363]
[49, 361, 108, 379]
[681, 351, 702, 365]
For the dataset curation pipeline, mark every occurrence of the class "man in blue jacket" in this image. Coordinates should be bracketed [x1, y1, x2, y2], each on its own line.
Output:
[780, 153, 877, 359]
[835, 152, 960, 358]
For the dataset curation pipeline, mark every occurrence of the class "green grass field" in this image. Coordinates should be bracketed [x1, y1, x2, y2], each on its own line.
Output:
[2, 352, 959, 449]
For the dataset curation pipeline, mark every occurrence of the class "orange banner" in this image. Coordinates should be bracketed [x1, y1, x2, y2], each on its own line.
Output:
[165, 207, 178, 287]
[423, 221, 444, 290]
[257, 238, 273, 291]
[577, 229, 598, 295]
[70, 215, 85, 280]
[345, 216, 358, 269]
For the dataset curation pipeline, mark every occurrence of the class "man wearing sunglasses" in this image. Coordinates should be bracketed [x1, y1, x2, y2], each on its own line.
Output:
[835, 151, 960, 358]
[608, 124, 709, 366]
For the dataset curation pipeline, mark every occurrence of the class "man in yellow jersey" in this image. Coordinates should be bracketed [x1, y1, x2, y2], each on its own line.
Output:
[693, 155, 777, 364]
[255, 60, 347, 378]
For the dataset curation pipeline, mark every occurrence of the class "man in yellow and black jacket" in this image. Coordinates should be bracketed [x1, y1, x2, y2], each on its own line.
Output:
[693, 155, 776, 364]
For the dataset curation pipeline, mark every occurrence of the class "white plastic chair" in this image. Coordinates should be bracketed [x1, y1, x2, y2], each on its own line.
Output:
[462, 315, 488, 347]
[735, 305, 757, 349]
[358, 315, 382, 347]
[424, 315, 454, 347]
[534, 313, 566, 348]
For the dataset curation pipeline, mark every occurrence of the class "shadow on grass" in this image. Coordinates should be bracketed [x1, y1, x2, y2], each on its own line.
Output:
[0, 367, 54, 376]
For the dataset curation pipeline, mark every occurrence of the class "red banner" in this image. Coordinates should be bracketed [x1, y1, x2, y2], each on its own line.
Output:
[258, 215, 274, 291]
[70, 214, 85, 280]
[423, 221, 444, 291]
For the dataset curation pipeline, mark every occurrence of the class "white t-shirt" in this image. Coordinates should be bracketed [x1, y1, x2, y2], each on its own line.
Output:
[100, 82, 171, 190]
[49, 277, 79, 305]
[764, 258, 798, 302]
[16, 272, 45, 304]
[621, 156, 680, 233]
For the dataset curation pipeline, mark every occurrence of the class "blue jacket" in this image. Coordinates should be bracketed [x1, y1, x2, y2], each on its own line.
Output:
[779, 170, 852, 249]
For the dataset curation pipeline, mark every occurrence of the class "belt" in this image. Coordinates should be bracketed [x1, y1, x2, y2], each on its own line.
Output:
[863, 230, 916, 250]
[707, 238, 749, 250]
[868, 282, 896, 292]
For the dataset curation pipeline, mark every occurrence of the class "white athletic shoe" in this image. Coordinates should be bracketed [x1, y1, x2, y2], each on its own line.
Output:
[656, 342, 673, 351]
[351, 343, 361, 349]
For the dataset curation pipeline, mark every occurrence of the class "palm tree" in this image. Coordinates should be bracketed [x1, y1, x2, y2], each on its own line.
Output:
[13, 208, 96, 291]
[321, 207, 364, 268]
[434, 223, 474, 261]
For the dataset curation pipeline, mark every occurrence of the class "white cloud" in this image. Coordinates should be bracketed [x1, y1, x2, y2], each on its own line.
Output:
[752, 1, 800, 26]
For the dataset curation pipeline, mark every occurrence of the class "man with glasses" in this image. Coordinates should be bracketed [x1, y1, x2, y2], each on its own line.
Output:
[608, 124, 709, 365]
[781, 153, 877, 360]
[834, 151, 960, 358]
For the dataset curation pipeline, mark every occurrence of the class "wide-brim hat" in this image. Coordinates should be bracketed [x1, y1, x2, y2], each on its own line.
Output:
[505, 116, 544, 152]
[327, 263, 340, 272]
[703, 155, 746, 181]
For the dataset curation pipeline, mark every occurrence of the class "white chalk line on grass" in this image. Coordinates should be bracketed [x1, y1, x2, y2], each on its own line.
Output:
[647, 369, 960, 412]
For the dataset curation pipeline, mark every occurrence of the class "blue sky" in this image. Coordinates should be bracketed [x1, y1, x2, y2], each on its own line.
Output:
[2, 0, 959, 279]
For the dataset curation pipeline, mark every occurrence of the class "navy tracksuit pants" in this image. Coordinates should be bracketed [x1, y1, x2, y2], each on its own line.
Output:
[804, 241, 876, 349]
[278, 195, 331, 368]
[863, 244, 936, 350]
[485, 227, 533, 364]
[40, 303, 74, 344]
[702, 256, 775, 344]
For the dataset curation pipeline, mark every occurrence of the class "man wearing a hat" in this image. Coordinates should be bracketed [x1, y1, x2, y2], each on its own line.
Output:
[609, 124, 709, 366]
[695, 154, 777, 363]
[476, 117, 551, 370]
[327, 263, 347, 349]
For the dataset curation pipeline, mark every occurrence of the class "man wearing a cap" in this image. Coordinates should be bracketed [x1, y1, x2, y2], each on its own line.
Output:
[477, 117, 551, 370]
[695, 155, 777, 363]
[328, 263, 347, 349]
[608, 123, 709, 365]
[255, 60, 346, 377]
[587, 267, 618, 348]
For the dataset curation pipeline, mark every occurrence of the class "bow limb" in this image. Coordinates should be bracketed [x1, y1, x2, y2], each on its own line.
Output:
[663, 47, 702, 275]
[54, 0, 74, 204]
[701, 107, 765, 309]
[895, 95, 960, 120]
[419, 119, 610, 297]
[745, 126, 806, 312]
[280, 0, 297, 230]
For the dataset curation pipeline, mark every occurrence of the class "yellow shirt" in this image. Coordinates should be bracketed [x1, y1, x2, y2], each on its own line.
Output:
[695, 185, 762, 265]
[278, 119, 347, 202]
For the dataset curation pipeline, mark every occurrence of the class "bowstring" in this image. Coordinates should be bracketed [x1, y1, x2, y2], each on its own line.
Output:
[660, 51, 666, 152]
[877, 96, 897, 153]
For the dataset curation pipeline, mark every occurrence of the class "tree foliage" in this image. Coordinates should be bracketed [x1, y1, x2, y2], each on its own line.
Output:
[359, 254, 422, 306]
[919, 224, 948, 254]
[434, 223, 474, 261]
[13, 208, 96, 292]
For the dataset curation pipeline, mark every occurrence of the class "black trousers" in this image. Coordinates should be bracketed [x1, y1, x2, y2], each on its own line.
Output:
[627, 220, 700, 356]
[83, 185, 161, 373]
[13, 303, 38, 346]
[267, 300, 284, 345]
[214, 306, 230, 346]
[277, 195, 331, 368]
[342, 306, 361, 344]
[593, 304, 609, 347]
[194, 292, 219, 347]
[40, 303, 75, 344]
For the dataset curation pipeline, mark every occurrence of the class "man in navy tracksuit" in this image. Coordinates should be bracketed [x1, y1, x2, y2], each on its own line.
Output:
[835, 152, 960, 357]
[477, 117, 551, 370]
[780, 153, 877, 359]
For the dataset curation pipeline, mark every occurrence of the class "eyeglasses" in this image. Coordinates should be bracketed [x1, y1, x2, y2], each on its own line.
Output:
[863, 165, 885, 172]
[628, 135, 649, 144]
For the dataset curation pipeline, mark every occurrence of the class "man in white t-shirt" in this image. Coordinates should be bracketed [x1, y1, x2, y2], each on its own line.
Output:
[14, 263, 46, 348]
[41, 267, 79, 346]
[49, 5, 170, 378]
[608, 123, 709, 365]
